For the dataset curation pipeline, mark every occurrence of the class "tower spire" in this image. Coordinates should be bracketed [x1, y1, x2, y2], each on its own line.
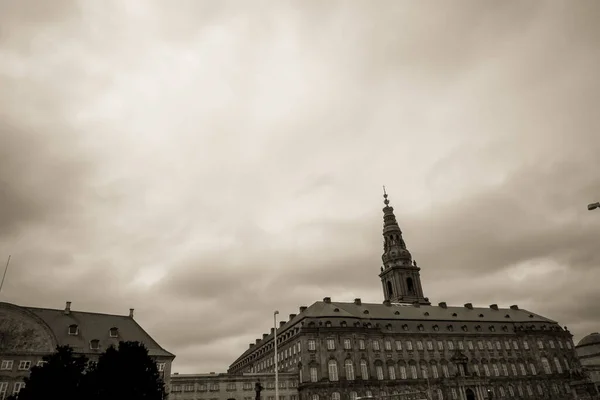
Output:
[378, 190, 430, 305]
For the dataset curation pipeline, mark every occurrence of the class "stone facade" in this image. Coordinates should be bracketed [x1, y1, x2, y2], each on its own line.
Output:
[0, 301, 175, 399]
[576, 333, 600, 396]
[227, 194, 596, 400]
[170, 372, 299, 400]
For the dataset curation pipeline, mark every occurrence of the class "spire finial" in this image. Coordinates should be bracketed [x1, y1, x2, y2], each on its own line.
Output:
[383, 185, 389, 206]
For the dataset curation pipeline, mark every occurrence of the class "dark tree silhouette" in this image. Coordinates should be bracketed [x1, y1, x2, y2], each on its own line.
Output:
[15, 345, 88, 400]
[86, 341, 166, 400]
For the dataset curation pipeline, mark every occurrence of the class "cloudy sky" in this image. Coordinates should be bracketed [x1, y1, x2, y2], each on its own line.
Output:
[1, 0, 599, 373]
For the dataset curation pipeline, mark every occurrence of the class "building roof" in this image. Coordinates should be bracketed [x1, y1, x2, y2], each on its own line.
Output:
[230, 298, 558, 367]
[1, 301, 174, 358]
[577, 332, 600, 347]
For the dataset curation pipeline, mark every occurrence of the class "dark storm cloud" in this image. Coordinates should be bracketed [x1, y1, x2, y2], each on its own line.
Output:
[1, 0, 599, 374]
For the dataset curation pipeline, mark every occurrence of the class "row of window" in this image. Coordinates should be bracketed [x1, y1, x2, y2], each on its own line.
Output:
[0, 360, 44, 371]
[67, 324, 119, 338]
[171, 382, 297, 392]
[309, 337, 572, 352]
[0, 359, 165, 373]
[0, 382, 25, 398]
[301, 356, 569, 383]
[305, 382, 569, 400]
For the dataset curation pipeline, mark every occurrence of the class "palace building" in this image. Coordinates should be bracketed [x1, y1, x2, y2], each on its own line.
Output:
[227, 194, 594, 400]
[0, 301, 175, 399]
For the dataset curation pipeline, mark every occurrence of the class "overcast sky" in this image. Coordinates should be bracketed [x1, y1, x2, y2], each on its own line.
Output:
[1, 0, 599, 374]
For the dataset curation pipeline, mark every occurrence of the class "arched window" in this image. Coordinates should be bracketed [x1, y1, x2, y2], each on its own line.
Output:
[387, 364, 396, 380]
[349, 392, 357, 400]
[312, 395, 319, 400]
[398, 365, 407, 379]
[529, 362, 537, 375]
[345, 359, 355, 380]
[492, 363, 500, 376]
[328, 360, 338, 381]
[498, 387, 505, 397]
[376, 365, 384, 380]
[360, 359, 369, 379]
[541, 357, 552, 374]
[331, 392, 340, 400]
[406, 277, 415, 295]
[508, 386, 515, 397]
[410, 365, 418, 379]
[387, 280, 394, 297]
[431, 364, 439, 378]
[553, 357, 563, 374]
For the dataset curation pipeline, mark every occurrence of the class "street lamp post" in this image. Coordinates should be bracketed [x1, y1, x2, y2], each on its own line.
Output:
[588, 202, 600, 211]
[274, 311, 280, 400]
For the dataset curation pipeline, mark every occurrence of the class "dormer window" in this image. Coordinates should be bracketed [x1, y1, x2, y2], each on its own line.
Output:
[68, 324, 79, 335]
[109, 327, 119, 337]
[90, 339, 100, 350]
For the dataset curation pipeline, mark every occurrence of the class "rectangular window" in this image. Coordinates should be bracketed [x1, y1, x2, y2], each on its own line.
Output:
[447, 341, 454, 350]
[427, 341, 434, 350]
[310, 367, 318, 382]
[211, 384, 219, 391]
[157, 362, 165, 371]
[18, 361, 31, 371]
[376, 365, 384, 380]
[12, 382, 25, 395]
[199, 384, 207, 391]
[172, 385, 181, 392]
[451, 388, 457, 400]
[343, 339, 352, 350]
[512, 340, 519, 350]
[279, 382, 286, 389]
[359, 339, 365, 350]
[384, 340, 392, 351]
[432, 365, 439, 378]
[327, 339, 335, 350]
[406, 341, 413, 351]
[442, 365, 449, 378]
[372, 340, 380, 351]
[523, 340, 530, 350]
[36, 360, 46, 367]
[467, 341, 474, 350]
[416, 341, 423, 351]
[243, 383, 252, 390]
[495, 341, 502, 350]
[308, 340, 316, 351]
[477, 341, 484, 350]
[437, 341, 444, 351]
[0, 383, 7, 399]
[549, 340, 555, 349]
[458, 341, 464, 350]
[227, 384, 236, 390]
[185, 385, 195, 392]
[395, 341, 402, 351]
[0, 361, 13, 371]
[486, 341, 493, 350]
[504, 340, 511, 350]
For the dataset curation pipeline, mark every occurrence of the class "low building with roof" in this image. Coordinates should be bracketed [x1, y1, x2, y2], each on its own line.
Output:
[0, 300, 175, 399]
[228, 193, 593, 400]
[170, 372, 299, 400]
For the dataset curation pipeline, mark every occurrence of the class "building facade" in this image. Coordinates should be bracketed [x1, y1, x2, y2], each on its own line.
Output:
[0, 301, 175, 399]
[228, 194, 592, 400]
[576, 333, 600, 394]
[170, 372, 299, 400]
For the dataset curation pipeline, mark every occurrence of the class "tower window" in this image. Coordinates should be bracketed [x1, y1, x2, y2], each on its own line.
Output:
[387, 281, 393, 298]
[109, 327, 119, 337]
[406, 278, 415, 295]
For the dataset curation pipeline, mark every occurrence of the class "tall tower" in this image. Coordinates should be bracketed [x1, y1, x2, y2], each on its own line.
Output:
[379, 189, 430, 305]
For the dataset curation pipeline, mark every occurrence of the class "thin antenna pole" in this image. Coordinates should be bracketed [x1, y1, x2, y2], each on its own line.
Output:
[0, 255, 11, 294]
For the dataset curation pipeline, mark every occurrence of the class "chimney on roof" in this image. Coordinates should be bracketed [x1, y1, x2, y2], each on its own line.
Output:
[383, 300, 391, 306]
[299, 306, 307, 313]
[289, 313, 297, 320]
[64, 301, 71, 315]
[249, 343, 255, 348]
[323, 297, 331, 303]
[439, 302, 447, 309]
[279, 321, 286, 327]
[490, 304, 499, 310]
[129, 308, 134, 318]
[510, 305, 519, 310]
[354, 298, 362, 305]
[263, 334, 268, 339]
[255, 339, 260, 344]
[464, 303, 473, 309]
[270, 328, 275, 334]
